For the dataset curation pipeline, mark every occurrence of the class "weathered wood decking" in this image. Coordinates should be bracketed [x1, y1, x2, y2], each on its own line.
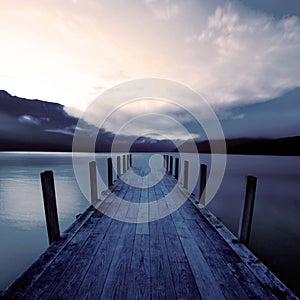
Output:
[1, 167, 298, 299]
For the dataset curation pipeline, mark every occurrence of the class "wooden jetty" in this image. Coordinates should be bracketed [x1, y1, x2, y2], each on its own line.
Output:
[1, 159, 298, 299]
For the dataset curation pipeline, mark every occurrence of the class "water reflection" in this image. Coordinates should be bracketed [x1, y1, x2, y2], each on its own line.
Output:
[0, 152, 90, 290]
[0, 152, 300, 295]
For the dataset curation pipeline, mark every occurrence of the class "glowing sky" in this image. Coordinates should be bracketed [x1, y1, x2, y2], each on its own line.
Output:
[1, 0, 300, 112]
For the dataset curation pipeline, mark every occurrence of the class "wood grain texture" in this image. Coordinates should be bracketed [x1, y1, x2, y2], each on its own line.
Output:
[1, 166, 297, 300]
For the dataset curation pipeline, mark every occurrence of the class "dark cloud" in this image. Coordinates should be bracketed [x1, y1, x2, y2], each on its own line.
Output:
[238, 0, 300, 18]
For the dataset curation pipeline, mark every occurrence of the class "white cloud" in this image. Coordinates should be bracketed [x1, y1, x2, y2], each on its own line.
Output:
[80, 97, 197, 141]
[18, 115, 40, 125]
[44, 129, 74, 136]
[2, 0, 300, 143]
[232, 113, 245, 120]
[186, 3, 300, 106]
[145, 0, 181, 20]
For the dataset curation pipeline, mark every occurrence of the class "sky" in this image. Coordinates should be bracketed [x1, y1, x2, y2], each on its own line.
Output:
[1, 0, 300, 139]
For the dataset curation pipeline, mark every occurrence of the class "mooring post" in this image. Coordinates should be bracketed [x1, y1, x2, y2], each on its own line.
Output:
[107, 158, 113, 187]
[117, 156, 121, 178]
[169, 156, 173, 175]
[40, 171, 61, 245]
[199, 164, 207, 205]
[127, 154, 130, 170]
[175, 157, 179, 180]
[183, 160, 189, 189]
[166, 155, 169, 171]
[238, 175, 257, 245]
[123, 155, 126, 173]
[89, 161, 98, 204]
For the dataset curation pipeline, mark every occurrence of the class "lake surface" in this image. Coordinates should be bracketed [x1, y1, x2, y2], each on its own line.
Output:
[0, 152, 299, 296]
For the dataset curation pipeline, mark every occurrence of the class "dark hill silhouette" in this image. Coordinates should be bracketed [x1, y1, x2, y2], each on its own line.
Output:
[0, 90, 176, 152]
[1, 89, 299, 155]
[176, 137, 300, 156]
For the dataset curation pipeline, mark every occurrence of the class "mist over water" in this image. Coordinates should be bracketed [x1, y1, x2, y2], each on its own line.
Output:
[0, 152, 299, 295]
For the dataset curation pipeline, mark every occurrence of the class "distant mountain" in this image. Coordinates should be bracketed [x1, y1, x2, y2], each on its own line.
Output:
[0, 90, 76, 151]
[0, 90, 175, 152]
[1, 88, 300, 155]
[219, 87, 300, 139]
[177, 137, 300, 156]
[227, 136, 300, 156]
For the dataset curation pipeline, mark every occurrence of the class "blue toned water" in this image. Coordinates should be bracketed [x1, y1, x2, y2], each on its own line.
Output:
[0, 152, 111, 291]
[0, 152, 299, 296]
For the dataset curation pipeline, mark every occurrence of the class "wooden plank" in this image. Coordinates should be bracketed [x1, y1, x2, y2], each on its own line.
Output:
[1, 206, 96, 299]
[74, 220, 125, 299]
[74, 173, 134, 299]
[126, 185, 141, 222]
[163, 172, 290, 299]
[113, 175, 134, 221]
[149, 220, 177, 300]
[114, 198, 131, 221]
[195, 206, 298, 299]
[227, 261, 277, 300]
[59, 178, 133, 299]
[98, 176, 130, 217]
[126, 234, 151, 299]
[160, 216, 201, 299]
[2, 166, 298, 300]
[23, 210, 105, 299]
[45, 231, 107, 299]
[170, 210, 226, 300]
[136, 175, 149, 234]
[99, 223, 136, 299]
[149, 186, 159, 222]
[184, 217, 253, 300]
[193, 212, 279, 298]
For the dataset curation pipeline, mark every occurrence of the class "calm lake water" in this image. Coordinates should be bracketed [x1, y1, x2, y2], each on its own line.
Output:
[0, 152, 299, 296]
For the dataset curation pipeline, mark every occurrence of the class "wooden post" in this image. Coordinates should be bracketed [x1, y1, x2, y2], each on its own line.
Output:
[89, 161, 98, 204]
[238, 176, 257, 245]
[183, 160, 189, 189]
[169, 156, 173, 175]
[130, 154, 132, 167]
[40, 171, 60, 245]
[117, 156, 121, 178]
[107, 158, 113, 187]
[166, 155, 169, 171]
[123, 155, 126, 173]
[175, 157, 179, 180]
[199, 164, 207, 205]
[127, 154, 130, 170]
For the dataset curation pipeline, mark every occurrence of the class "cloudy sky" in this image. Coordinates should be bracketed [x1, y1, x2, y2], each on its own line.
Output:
[1, 0, 300, 140]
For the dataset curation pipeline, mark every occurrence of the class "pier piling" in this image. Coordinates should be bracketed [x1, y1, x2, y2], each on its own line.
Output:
[40, 171, 61, 245]
[169, 156, 173, 175]
[107, 158, 113, 187]
[199, 164, 207, 205]
[117, 156, 121, 178]
[183, 160, 189, 189]
[175, 157, 179, 180]
[89, 161, 98, 204]
[238, 175, 257, 245]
